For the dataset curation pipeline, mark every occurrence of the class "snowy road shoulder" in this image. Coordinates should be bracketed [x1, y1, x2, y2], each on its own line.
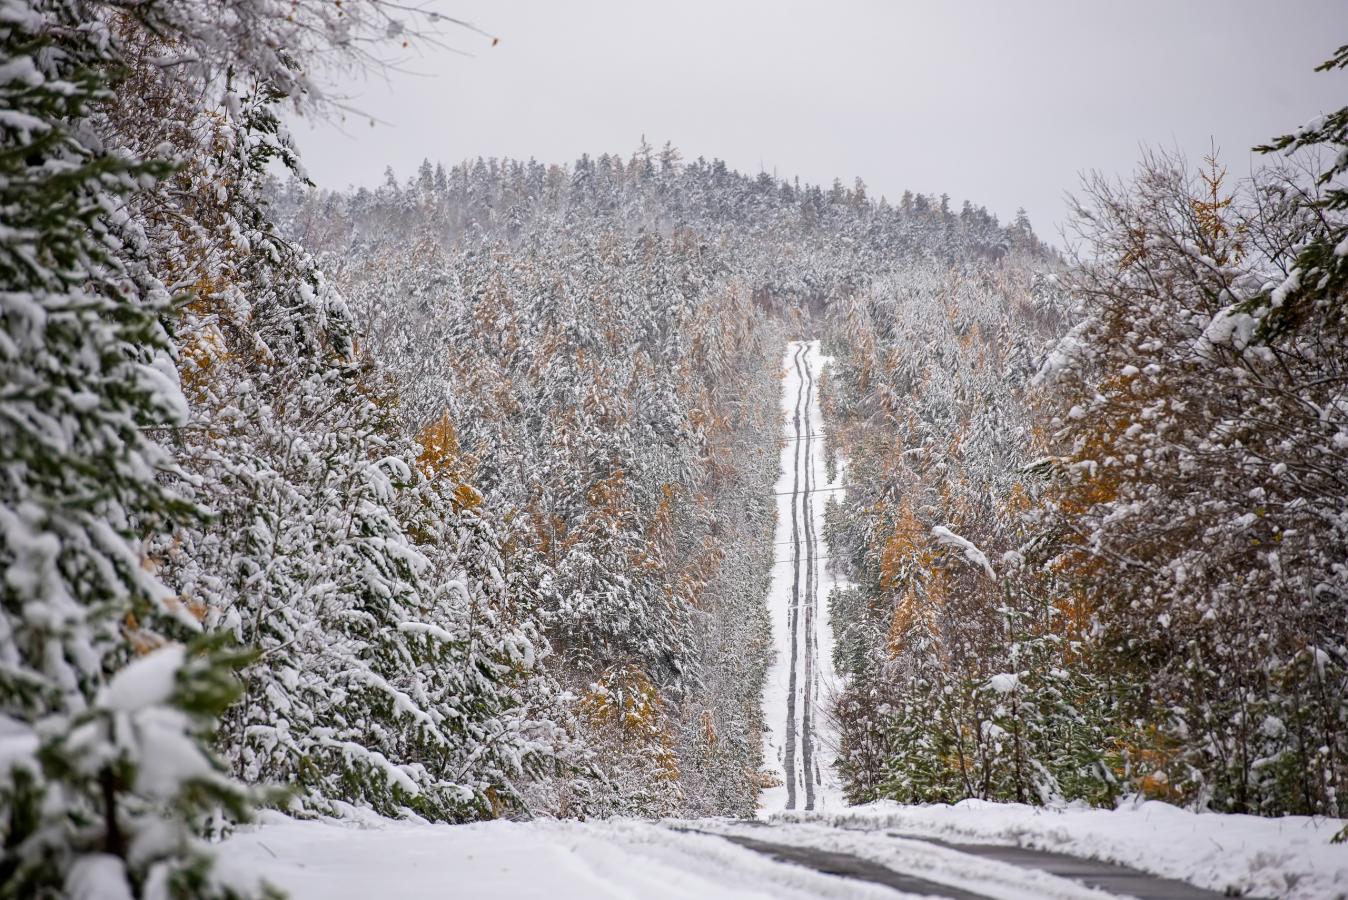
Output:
[218, 814, 1132, 900]
[771, 799, 1348, 900]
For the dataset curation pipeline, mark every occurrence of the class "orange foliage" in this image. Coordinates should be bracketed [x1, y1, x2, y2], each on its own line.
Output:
[877, 498, 929, 592]
[887, 567, 945, 659]
[580, 665, 680, 781]
[415, 412, 482, 511]
[1002, 481, 1032, 516]
[417, 412, 463, 476]
[1118, 225, 1150, 271]
[527, 504, 567, 558]
[1112, 725, 1184, 802]
[700, 708, 717, 746]
[647, 483, 678, 554]
[1191, 150, 1244, 265]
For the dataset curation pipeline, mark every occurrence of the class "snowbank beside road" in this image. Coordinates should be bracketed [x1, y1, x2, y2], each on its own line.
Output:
[773, 799, 1348, 900]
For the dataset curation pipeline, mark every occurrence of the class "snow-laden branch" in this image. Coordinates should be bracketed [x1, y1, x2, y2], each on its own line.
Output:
[930, 525, 996, 579]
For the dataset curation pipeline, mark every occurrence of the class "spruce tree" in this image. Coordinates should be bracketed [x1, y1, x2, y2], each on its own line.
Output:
[0, 4, 261, 896]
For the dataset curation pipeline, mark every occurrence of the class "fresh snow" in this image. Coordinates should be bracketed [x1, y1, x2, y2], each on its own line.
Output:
[98, 644, 184, 712]
[218, 815, 901, 900]
[67, 853, 134, 900]
[213, 804, 1348, 899]
[930, 525, 996, 579]
[986, 673, 1021, 694]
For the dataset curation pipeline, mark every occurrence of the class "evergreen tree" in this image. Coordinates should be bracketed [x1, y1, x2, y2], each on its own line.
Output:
[0, 4, 261, 895]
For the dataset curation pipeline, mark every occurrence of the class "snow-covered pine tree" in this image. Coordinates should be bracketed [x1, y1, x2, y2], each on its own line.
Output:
[161, 207, 533, 821]
[0, 4, 262, 896]
[402, 412, 592, 818]
[66, 1, 573, 824]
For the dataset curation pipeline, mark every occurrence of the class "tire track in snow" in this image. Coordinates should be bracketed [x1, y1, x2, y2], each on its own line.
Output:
[764, 339, 845, 814]
[784, 342, 806, 810]
[800, 346, 817, 811]
[784, 342, 822, 811]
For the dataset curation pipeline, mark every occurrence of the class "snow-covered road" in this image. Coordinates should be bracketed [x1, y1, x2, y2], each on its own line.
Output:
[761, 340, 848, 814]
[219, 801, 1348, 899]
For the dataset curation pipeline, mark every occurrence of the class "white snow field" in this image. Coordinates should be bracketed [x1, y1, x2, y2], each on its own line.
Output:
[760, 340, 849, 814]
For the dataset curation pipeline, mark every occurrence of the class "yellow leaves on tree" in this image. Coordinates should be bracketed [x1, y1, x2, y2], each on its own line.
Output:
[1044, 368, 1144, 539]
[1112, 723, 1184, 803]
[648, 483, 720, 609]
[887, 568, 946, 660]
[1118, 224, 1151, 271]
[1035, 378, 1133, 630]
[583, 468, 627, 521]
[526, 504, 567, 560]
[1001, 481, 1033, 517]
[1119, 149, 1243, 272]
[647, 482, 678, 560]
[416, 412, 463, 476]
[699, 708, 717, 747]
[178, 316, 229, 397]
[877, 498, 929, 593]
[873, 496, 956, 661]
[415, 412, 482, 511]
[1191, 150, 1244, 265]
[580, 664, 680, 781]
[570, 470, 663, 579]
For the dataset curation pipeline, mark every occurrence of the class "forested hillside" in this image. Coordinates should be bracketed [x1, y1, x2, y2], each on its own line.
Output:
[2, 1, 1345, 895]
[269, 147, 1047, 821]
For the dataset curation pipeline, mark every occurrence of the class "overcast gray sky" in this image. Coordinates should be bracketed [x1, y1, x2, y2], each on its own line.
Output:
[293, 0, 1346, 244]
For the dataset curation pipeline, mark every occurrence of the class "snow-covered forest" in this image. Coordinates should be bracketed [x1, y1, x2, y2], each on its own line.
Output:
[2, 1, 1347, 897]
[825, 144, 1348, 818]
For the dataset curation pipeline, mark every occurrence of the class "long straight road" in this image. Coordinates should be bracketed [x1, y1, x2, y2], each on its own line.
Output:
[761, 340, 846, 813]
[220, 338, 1284, 899]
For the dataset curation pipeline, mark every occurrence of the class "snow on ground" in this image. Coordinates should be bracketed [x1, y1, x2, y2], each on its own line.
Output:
[213, 794, 1348, 898]
[217, 814, 903, 900]
[217, 810, 1239, 900]
[772, 799, 1348, 900]
[810, 344, 852, 811]
[760, 339, 848, 814]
